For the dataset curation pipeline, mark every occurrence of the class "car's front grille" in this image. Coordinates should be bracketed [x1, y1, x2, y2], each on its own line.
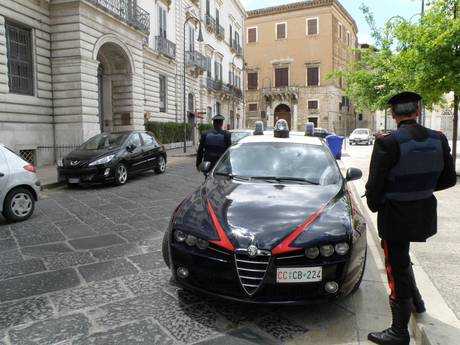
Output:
[63, 158, 87, 168]
[235, 250, 270, 295]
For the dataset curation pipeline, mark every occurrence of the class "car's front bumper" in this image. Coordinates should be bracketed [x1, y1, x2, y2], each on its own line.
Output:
[57, 165, 116, 184]
[169, 241, 363, 305]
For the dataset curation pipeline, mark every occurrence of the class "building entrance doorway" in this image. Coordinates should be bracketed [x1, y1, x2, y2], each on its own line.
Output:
[274, 104, 292, 129]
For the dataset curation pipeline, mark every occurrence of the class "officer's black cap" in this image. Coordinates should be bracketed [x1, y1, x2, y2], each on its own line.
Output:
[212, 114, 225, 121]
[387, 92, 422, 106]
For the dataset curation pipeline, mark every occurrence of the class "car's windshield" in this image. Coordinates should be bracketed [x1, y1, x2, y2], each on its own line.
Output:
[353, 129, 369, 135]
[80, 133, 128, 150]
[231, 132, 251, 144]
[214, 142, 341, 185]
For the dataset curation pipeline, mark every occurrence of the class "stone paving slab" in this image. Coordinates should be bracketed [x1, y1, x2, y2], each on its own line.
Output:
[77, 258, 138, 283]
[0, 296, 54, 330]
[42, 252, 96, 270]
[0, 258, 46, 280]
[68, 234, 126, 250]
[0, 269, 80, 302]
[21, 243, 73, 258]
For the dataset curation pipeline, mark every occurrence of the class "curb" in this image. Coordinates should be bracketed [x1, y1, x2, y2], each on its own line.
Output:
[340, 160, 460, 345]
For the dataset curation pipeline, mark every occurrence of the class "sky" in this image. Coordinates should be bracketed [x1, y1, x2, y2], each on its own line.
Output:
[241, 0, 423, 44]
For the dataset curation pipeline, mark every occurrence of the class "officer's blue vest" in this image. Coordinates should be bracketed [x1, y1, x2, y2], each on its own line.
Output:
[385, 126, 444, 202]
[204, 130, 226, 162]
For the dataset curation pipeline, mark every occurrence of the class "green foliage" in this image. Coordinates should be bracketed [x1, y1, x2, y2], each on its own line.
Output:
[145, 121, 192, 144]
[332, 0, 460, 112]
[198, 123, 213, 135]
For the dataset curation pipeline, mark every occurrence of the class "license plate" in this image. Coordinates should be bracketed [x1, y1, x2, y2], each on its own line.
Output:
[68, 178, 80, 184]
[276, 267, 322, 283]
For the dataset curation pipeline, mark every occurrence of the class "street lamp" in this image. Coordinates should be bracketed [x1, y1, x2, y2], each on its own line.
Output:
[183, 8, 204, 153]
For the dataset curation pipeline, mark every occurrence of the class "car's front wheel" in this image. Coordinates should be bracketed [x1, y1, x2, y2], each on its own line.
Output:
[114, 163, 128, 186]
[2, 187, 35, 222]
[162, 231, 171, 268]
[155, 155, 166, 174]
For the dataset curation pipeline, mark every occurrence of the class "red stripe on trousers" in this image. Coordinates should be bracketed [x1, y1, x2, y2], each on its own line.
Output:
[382, 240, 397, 300]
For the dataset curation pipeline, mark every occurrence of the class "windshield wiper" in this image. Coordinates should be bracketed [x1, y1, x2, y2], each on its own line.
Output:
[250, 176, 319, 185]
[214, 172, 249, 181]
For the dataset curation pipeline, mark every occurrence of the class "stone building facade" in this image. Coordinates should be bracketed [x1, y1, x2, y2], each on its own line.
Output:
[244, 0, 357, 134]
[0, 0, 244, 165]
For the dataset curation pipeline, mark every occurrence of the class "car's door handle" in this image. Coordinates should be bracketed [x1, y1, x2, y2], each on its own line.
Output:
[0, 172, 4, 177]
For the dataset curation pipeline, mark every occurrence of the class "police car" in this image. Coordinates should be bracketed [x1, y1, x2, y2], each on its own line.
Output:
[162, 120, 367, 304]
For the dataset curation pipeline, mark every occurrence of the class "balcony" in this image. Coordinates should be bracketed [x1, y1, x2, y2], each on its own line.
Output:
[216, 24, 225, 40]
[186, 51, 207, 73]
[154, 36, 176, 59]
[205, 15, 216, 33]
[88, 0, 150, 34]
[262, 86, 299, 102]
[231, 39, 242, 55]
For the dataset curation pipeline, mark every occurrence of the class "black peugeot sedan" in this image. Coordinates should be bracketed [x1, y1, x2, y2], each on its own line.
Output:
[57, 131, 166, 186]
[162, 133, 367, 304]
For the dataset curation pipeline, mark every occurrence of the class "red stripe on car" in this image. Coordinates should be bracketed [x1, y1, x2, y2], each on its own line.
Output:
[207, 201, 235, 251]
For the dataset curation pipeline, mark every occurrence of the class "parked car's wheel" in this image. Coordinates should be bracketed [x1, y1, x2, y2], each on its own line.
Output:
[114, 163, 128, 186]
[351, 248, 367, 294]
[155, 155, 166, 174]
[162, 231, 170, 268]
[2, 187, 35, 222]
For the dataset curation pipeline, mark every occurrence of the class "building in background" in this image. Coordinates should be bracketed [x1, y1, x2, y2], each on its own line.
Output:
[0, 0, 244, 166]
[244, 0, 358, 134]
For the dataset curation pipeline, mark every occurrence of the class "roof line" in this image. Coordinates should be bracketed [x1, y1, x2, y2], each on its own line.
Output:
[246, 0, 357, 33]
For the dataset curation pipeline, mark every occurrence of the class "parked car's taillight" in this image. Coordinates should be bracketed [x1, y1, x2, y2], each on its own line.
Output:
[23, 164, 36, 173]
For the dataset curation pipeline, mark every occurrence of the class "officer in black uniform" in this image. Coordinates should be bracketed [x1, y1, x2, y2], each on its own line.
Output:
[196, 114, 232, 173]
[366, 92, 457, 345]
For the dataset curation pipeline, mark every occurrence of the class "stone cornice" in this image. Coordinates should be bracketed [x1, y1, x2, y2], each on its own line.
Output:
[247, 0, 357, 33]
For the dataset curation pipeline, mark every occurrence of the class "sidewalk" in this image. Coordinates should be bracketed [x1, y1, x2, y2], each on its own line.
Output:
[341, 145, 460, 345]
[36, 145, 197, 189]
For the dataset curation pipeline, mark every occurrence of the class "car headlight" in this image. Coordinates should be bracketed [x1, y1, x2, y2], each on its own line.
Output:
[335, 242, 350, 255]
[56, 158, 63, 167]
[174, 230, 187, 242]
[320, 244, 335, 257]
[185, 235, 197, 246]
[89, 154, 115, 166]
[196, 238, 209, 250]
[305, 247, 320, 259]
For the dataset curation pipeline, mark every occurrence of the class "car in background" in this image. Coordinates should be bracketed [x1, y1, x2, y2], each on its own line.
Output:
[0, 144, 40, 222]
[230, 129, 253, 145]
[313, 128, 333, 138]
[163, 131, 367, 304]
[349, 128, 373, 145]
[57, 131, 167, 186]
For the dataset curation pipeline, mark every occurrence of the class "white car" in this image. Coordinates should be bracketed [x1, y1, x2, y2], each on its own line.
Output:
[349, 128, 374, 145]
[0, 144, 41, 222]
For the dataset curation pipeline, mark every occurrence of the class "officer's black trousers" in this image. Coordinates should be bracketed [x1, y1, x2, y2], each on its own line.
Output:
[381, 240, 412, 301]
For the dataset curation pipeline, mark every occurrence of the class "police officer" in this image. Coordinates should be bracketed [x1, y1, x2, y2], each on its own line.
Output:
[366, 92, 457, 345]
[196, 114, 231, 172]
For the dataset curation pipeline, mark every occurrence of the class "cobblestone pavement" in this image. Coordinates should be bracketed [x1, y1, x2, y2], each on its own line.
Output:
[342, 143, 460, 321]
[0, 157, 391, 345]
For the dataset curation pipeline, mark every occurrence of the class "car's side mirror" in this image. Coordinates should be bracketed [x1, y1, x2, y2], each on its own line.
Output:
[199, 161, 212, 173]
[346, 168, 363, 181]
[126, 144, 136, 152]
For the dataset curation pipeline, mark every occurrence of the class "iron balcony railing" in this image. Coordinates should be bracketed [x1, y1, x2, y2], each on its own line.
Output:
[205, 15, 216, 31]
[216, 24, 225, 40]
[88, 0, 150, 34]
[185, 51, 207, 71]
[232, 39, 242, 55]
[154, 36, 176, 59]
[206, 77, 223, 91]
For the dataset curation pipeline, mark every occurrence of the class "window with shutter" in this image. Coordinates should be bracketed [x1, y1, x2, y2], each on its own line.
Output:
[5, 21, 33, 95]
[307, 67, 319, 86]
[307, 18, 318, 35]
[159, 75, 167, 112]
[248, 103, 258, 112]
[206, 57, 212, 78]
[188, 26, 195, 52]
[235, 31, 240, 47]
[215, 101, 221, 115]
[308, 100, 319, 109]
[247, 72, 258, 90]
[206, 0, 210, 15]
[215, 9, 220, 27]
[248, 28, 257, 43]
[158, 7, 167, 38]
[229, 24, 233, 46]
[276, 23, 286, 39]
[275, 68, 289, 87]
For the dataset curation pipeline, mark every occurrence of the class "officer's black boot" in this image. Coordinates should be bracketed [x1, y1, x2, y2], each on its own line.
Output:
[408, 264, 426, 313]
[368, 298, 411, 345]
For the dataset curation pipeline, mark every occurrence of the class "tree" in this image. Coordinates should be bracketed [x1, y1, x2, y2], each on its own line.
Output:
[334, 0, 460, 167]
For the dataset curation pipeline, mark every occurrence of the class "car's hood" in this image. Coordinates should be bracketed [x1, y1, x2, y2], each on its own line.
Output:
[65, 148, 120, 161]
[174, 178, 349, 251]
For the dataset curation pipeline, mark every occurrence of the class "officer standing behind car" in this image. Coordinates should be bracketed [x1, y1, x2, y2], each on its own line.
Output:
[366, 92, 457, 345]
[196, 114, 231, 173]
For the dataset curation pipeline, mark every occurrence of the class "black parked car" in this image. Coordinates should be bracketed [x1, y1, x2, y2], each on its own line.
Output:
[57, 131, 167, 186]
[162, 133, 367, 304]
